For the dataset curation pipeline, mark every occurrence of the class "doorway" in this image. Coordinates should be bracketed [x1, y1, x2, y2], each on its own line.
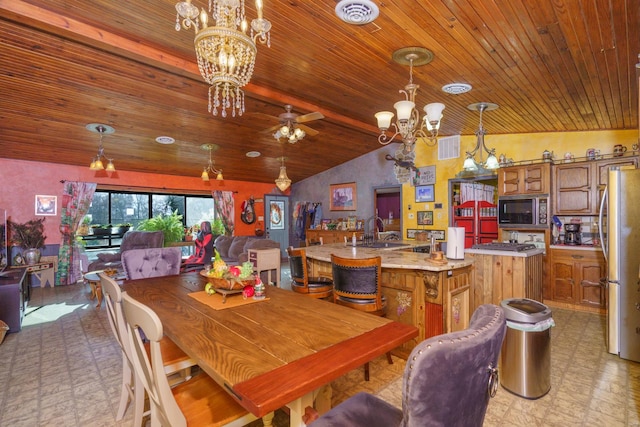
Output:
[374, 186, 402, 237]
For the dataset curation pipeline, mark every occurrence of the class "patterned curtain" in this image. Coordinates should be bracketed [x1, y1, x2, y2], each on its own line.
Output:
[57, 182, 97, 285]
[212, 190, 235, 235]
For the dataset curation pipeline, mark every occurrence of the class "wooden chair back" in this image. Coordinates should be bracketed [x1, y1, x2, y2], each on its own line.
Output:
[287, 247, 333, 298]
[330, 254, 386, 316]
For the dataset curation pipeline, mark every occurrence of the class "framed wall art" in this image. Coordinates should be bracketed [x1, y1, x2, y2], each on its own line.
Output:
[269, 200, 285, 230]
[415, 185, 435, 203]
[411, 165, 436, 186]
[330, 182, 357, 211]
[417, 211, 434, 226]
[35, 195, 57, 216]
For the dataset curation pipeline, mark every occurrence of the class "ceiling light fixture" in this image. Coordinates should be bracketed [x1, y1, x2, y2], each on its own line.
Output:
[174, 0, 272, 118]
[86, 123, 116, 172]
[200, 143, 223, 181]
[458, 102, 500, 176]
[273, 123, 306, 144]
[275, 156, 291, 192]
[375, 47, 445, 152]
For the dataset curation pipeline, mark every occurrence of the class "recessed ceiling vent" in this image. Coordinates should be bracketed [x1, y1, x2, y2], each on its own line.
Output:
[335, 0, 379, 25]
[442, 83, 472, 95]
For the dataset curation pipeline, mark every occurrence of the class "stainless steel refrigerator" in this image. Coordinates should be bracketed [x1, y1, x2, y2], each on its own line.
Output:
[599, 167, 640, 362]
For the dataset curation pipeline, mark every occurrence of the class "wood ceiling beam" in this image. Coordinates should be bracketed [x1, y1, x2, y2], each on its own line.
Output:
[0, 0, 377, 135]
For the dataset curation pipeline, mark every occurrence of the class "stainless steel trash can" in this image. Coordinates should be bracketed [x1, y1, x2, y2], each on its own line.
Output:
[499, 298, 554, 399]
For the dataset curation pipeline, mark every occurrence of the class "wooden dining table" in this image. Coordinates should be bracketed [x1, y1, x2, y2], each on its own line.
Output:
[123, 272, 418, 427]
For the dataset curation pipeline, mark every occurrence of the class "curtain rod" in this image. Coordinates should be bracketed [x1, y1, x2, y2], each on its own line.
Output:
[60, 180, 238, 195]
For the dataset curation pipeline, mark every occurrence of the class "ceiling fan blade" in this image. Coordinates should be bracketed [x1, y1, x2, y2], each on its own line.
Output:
[298, 123, 319, 137]
[247, 112, 281, 122]
[261, 124, 283, 134]
[296, 112, 324, 123]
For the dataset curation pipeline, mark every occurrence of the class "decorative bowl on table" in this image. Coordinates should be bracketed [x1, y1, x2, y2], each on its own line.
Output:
[199, 270, 255, 290]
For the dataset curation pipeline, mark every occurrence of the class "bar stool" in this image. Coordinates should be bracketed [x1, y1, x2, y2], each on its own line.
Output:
[287, 247, 333, 299]
[330, 254, 393, 380]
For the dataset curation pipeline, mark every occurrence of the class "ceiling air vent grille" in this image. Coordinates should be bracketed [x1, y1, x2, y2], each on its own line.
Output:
[335, 0, 379, 25]
[438, 135, 460, 160]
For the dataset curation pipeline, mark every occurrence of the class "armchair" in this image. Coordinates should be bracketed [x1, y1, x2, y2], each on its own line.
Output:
[87, 231, 164, 272]
[312, 304, 507, 427]
[121, 247, 182, 280]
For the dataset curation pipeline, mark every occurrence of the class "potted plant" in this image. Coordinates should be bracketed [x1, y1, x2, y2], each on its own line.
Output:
[211, 218, 225, 237]
[91, 224, 111, 236]
[78, 216, 91, 236]
[137, 210, 184, 245]
[9, 218, 47, 265]
[112, 223, 132, 235]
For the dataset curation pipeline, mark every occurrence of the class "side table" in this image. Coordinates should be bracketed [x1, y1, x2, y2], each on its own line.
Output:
[248, 248, 281, 287]
[84, 271, 103, 308]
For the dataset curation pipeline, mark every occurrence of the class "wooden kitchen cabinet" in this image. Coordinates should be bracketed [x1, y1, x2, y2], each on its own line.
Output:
[305, 229, 363, 245]
[498, 163, 550, 196]
[549, 248, 605, 310]
[553, 155, 638, 215]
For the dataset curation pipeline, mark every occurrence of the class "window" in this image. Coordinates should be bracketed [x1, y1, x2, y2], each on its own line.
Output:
[83, 190, 215, 248]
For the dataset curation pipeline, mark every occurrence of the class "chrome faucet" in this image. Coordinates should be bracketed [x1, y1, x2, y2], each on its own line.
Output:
[366, 215, 384, 243]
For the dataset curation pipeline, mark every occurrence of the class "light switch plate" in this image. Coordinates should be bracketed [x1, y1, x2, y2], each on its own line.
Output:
[408, 213, 415, 219]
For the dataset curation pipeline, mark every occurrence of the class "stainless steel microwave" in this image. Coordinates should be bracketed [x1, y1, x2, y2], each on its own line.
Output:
[498, 195, 549, 228]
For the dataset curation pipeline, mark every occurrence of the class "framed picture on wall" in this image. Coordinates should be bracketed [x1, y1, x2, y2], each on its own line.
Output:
[417, 211, 434, 226]
[35, 195, 57, 216]
[415, 185, 435, 203]
[269, 200, 285, 230]
[330, 182, 357, 211]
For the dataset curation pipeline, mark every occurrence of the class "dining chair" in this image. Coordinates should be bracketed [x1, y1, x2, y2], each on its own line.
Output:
[287, 247, 333, 299]
[330, 254, 392, 381]
[312, 304, 507, 427]
[100, 273, 197, 427]
[121, 292, 258, 427]
[121, 247, 182, 280]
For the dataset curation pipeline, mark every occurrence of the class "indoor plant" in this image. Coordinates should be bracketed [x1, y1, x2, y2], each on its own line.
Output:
[9, 218, 47, 265]
[137, 210, 184, 245]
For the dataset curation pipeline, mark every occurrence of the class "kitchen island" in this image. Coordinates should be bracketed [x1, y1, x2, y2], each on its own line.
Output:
[465, 245, 545, 312]
[302, 241, 474, 358]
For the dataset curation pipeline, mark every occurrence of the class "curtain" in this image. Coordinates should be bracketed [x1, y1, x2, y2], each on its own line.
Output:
[212, 190, 235, 235]
[57, 182, 97, 285]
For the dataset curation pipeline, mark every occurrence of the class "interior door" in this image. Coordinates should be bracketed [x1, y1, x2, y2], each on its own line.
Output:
[264, 194, 289, 258]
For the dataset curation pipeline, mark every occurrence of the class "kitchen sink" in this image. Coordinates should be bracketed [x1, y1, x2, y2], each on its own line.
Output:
[357, 242, 408, 249]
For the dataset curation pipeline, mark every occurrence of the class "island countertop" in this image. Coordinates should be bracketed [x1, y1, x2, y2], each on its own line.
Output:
[301, 241, 474, 272]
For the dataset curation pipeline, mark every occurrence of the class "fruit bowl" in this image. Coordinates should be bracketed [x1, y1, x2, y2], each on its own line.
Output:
[199, 270, 255, 290]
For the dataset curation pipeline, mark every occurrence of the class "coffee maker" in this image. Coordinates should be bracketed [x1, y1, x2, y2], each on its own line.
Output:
[564, 223, 582, 245]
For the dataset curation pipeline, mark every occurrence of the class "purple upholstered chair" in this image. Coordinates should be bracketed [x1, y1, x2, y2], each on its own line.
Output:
[312, 304, 507, 427]
[121, 247, 182, 280]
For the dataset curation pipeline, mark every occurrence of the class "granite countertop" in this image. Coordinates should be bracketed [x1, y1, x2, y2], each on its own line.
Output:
[549, 244, 603, 252]
[464, 248, 545, 257]
[302, 241, 473, 272]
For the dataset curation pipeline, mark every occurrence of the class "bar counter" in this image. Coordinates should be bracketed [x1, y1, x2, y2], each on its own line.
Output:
[302, 242, 474, 358]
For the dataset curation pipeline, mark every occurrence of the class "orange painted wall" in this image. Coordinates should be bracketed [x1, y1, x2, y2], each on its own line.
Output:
[0, 159, 281, 245]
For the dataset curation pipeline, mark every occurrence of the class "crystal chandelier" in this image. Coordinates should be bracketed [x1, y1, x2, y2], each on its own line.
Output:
[275, 156, 291, 192]
[459, 102, 500, 176]
[201, 144, 224, 181]
[375, 47, 445, 152]
[86, 123, 116, 172]
[174, 0, 272, 118]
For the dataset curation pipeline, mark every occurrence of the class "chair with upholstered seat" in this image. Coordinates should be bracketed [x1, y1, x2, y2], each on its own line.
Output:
[100, 273, 197, 427]
[287, 247, 333, 299]
[330, 254, 392, 380]
[312, 304, 507, 427]
[121, 247, 182, 280]
[121, 292, 258, 427]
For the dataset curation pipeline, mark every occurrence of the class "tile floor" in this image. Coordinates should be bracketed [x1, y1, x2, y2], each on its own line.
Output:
[1, 280, 639, 426]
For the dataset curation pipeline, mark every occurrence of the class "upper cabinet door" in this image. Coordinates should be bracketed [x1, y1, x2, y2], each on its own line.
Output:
[498, 163, 550, 196]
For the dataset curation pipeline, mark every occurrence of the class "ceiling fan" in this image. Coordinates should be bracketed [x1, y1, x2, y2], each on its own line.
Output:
[259, 105, 324, 143]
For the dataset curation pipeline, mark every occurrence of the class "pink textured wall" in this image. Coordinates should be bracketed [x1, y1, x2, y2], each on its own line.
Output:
[0, 158, 281, 244]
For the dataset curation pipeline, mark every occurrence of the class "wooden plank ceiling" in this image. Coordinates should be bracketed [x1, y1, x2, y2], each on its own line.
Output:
[0, 0, 638, 184]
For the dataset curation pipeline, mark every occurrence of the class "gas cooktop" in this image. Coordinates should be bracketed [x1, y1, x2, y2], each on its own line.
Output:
[471, 242, 538, 252]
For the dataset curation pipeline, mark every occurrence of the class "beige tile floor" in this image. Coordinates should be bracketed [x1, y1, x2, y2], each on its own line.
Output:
[1, 280, 639, 426]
